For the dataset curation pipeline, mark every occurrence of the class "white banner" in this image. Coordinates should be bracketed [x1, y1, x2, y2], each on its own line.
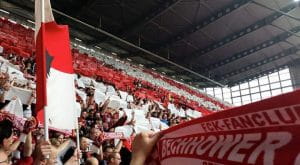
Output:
[94, 89, 106, 105]
[3, 98, 24, 118]
[5, 86, 34, 105]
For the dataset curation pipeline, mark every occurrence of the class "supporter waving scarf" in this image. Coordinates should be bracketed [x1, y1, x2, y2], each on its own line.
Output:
[147, 89, 300, 165]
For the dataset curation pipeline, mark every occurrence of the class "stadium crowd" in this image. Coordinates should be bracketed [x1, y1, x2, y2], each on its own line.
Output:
[0, 16, 229, 164]
[0, 49, 192, 164]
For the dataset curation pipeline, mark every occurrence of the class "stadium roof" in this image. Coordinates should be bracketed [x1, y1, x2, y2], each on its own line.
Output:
[1, 0, 300, 88]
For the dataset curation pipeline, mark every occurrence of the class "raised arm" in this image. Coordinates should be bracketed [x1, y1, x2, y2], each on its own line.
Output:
[130, 132, 161, 165]
[57, 139, 71, 153]
[23, 131, 33, 157]
[114, 139, 123, 153]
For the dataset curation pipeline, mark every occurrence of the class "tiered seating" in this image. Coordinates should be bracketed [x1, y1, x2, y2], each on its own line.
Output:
[92, 54, 230, 111]
[71, 51, 218, 114]
[143, 69, 230, 109]
[0, 16, 230, 115]
[0, 17, 34, 58]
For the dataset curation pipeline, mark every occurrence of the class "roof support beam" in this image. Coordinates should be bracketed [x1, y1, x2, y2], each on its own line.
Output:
[200, 25, 300, 72]
[118, 53, 139, 59]
[169, 70, 191, 76]
[145, 62, 172, 68]
[120, 0, 183, 39]
[5, 0, 224, 87]
[271, 24, 300, 38]
[116, 54, 138, 60]
[190, 78, 204, 83]
[252, 1, 300, 22]
[228, 64, 290, 86]
[218, 46, 298, 80]
[151, 0, 252, 51]
[188, 3, 297, 62]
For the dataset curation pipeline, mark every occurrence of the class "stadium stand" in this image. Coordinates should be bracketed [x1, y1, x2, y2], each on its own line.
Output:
[0, 0, 299, 164]
[0, 16, 228, 164]
[0, 16, 230, 114]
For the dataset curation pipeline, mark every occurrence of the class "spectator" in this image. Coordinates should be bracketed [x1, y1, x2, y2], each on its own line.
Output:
[0, 16, 230, 165]
[107, 152, 121, 165]
[101, 146, 114, 164]
[160, 113, 169, 125]
[80, 137, 90, 153]
[86, 157, 99, 165]
[15, 131, 34, 165]
[0, 119, 13, 164]
[50, 132, 64, 148]
[0, 72, 10, 104]
[130, 132, 161, 165]
[90, 127, 101, 141]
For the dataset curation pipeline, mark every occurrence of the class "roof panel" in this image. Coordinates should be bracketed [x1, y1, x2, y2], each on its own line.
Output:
[244, 2, 273, 19]
[200, 20, 233, 41]
[194, 25, 282, 66]
[153, 10, 190, 35]
[255, 0, 283, 9]
[172, 1, 211, 24]
[141, 23, 170, 43]
[273, 0, 295, 8]
[212, 42, 293, 75]
[221, 3, 271, 33]
[260, 42, 292, 56]
[272, 15, 298, 30]
[171, 41, 195, 58]
[176, 31, 213, 50]
[286, 33, 300, 46]
[201, 0, 234, 12]
[284, 7, 300, 27]
[213, 51, 266, 75]
[6, 0, 297, 87]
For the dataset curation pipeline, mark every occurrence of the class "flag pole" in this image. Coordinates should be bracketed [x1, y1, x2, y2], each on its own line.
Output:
[41, 0, 49, 142]
[75, 118, 81, 165]
[44, 106, 49, 141]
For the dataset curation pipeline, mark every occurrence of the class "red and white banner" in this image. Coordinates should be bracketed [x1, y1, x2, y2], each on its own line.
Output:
[147, 90, 300, 165]
[103, 132, 125, 140]
[0, 111, 26, 131]
[0, 111, 37, 132]
[35, 0, 77, 130]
